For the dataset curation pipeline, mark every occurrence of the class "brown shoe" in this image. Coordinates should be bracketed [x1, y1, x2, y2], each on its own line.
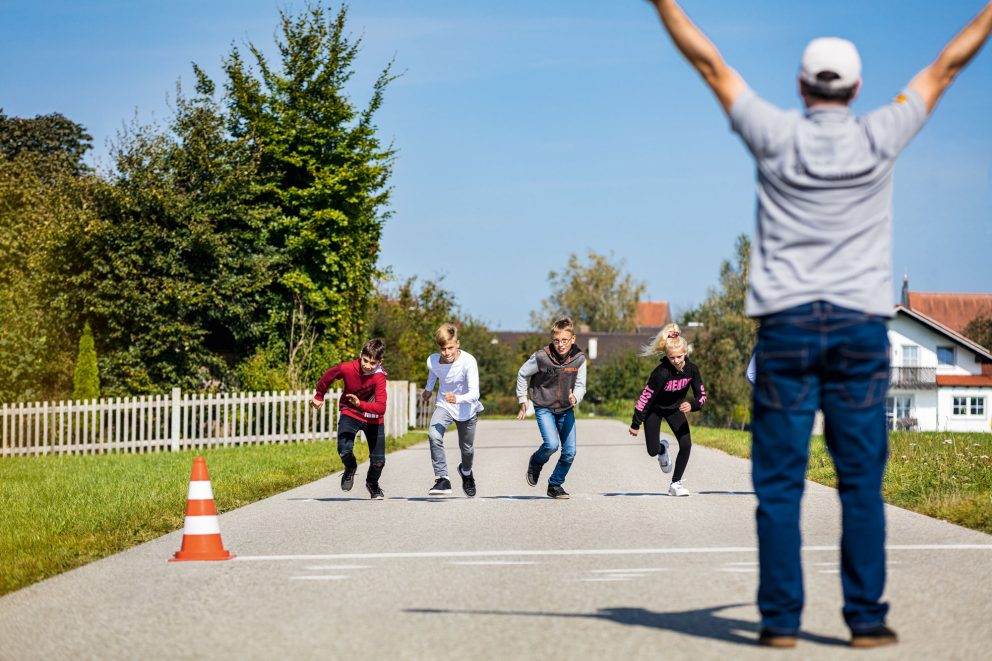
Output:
[850, 624, 898, 648]
[758, 629, 797, 648]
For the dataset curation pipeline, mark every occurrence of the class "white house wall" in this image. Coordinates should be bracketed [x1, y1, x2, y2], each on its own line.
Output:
[937, 387, 992, 433]
[888, 317, 979, 376]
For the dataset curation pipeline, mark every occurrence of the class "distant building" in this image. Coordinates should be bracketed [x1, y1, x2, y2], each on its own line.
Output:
[900, 276, 992, 341]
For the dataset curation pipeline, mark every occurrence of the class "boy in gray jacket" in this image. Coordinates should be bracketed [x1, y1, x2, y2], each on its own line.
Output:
[515, 317, 587, 499]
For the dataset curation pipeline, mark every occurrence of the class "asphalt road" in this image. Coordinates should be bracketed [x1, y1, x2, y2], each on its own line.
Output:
[2, 419, 990, 660]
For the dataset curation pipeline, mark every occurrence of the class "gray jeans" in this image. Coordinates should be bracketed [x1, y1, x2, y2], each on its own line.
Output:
[428, 407, 477, 477]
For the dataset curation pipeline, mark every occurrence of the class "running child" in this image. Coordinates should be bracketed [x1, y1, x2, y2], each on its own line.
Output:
[310, 338, 389, 500]
[516, 317, 587, 499]
[628, 333, 707, 496]
[421, 323, 483, 497]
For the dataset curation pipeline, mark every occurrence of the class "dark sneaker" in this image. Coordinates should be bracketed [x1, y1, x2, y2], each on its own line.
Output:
[526, 461, 541, 487]
[341, 469, 356, 491]
[366, 482, 384, 500]
[758, 629, 797, 648]
[458, 464, 476, 497]
[547, 484, 570, 499]
[850, 625, 897, 648]
[429, 477, 452, 496]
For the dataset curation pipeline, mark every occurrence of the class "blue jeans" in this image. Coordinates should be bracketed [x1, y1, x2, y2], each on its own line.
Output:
[531, 407, 576, 486]
[752, 302, 891, 634]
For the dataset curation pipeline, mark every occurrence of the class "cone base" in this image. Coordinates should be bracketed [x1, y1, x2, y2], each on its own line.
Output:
[170, 550, 234, 562]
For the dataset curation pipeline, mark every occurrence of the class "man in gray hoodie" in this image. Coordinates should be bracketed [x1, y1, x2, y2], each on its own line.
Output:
[643, 0, 992, 649]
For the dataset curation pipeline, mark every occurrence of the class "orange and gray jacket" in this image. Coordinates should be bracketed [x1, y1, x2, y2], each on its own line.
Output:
[516, 344, 587, 413]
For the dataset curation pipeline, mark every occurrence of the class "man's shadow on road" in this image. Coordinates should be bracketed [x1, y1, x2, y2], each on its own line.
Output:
[405, 603, 845, 648]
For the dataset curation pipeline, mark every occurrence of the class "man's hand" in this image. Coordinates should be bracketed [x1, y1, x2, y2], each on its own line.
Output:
[679, 401, 692, 413]
[516, 402, 528, 420]
[628, 426, 639, 437]
[568, 390, 577, 406]
[343, 393, 360, 408]
[421, 388, 433, 401]
[310, 397, 323, 411]
[444, 392, 457, 404]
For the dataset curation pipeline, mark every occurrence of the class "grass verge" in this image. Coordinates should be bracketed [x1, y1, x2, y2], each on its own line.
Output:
[692, 427, 992, 535]
[0, 430, 426, 597]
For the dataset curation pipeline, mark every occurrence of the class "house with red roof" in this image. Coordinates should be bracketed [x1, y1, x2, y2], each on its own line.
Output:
[888, 305, 992, 432]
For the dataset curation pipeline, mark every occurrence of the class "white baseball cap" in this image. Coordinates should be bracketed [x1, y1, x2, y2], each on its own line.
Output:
[800, 37, 861, 92]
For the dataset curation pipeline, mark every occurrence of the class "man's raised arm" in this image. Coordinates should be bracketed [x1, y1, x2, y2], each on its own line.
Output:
[645, 0, 746, 113]
[909, 2, 992, 114]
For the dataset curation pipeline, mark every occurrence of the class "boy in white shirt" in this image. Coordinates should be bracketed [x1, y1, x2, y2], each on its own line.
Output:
[421, 323, 484, 496]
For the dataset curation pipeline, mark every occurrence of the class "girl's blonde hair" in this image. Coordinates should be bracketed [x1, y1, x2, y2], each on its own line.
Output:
[640, 322, 682, 356]
[664, 335, 688, 356]
[435, 322, 458, 347]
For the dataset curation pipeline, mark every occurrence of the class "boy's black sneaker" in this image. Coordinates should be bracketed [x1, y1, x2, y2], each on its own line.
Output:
[341, 469, 356, 491]
[458, 464, 477, 497]
[526, 461, 541, 487]
[547, 484, 570, 499]
[429, 477, 452, 496]
[850, 625, 897, 648]
[758, 629, 797, 648]
[366, 481, 384, 500]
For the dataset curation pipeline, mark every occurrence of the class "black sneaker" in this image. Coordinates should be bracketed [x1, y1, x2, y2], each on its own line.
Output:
[341, 469, 356, 491]
[366, 482, 384, 500]
[758, 629, 797, 648]
[526, 461, 541, 487]
[429, 477, 452, 495]
[458, 464, 477, 497]
[547, 484, 570, 499]
[850, 625, 897, 648]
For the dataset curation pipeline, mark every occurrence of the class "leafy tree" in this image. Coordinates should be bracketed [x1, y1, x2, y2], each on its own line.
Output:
[72, 321, 100, 400]
[683, 235, 756, 427]
[0, 113, 95, 402]
[964, 314, 992, 352]
[532, 250, 646, 332]
[223, 2, 396, 359]
[69, 74, 277, 394]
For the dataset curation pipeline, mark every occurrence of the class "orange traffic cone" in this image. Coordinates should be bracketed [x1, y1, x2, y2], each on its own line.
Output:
[170, 457, 234, 561]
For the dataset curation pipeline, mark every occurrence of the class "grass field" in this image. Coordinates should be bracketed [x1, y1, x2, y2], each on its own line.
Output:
[0, 430, 426, 597]
[692, 428, 992, 535]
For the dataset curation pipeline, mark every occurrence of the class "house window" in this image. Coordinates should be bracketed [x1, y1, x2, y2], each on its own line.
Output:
[886, 396, 914, 430]
[902, 345, 919, 367]
[952, 396, 986, 416]
[937, 346, 954, 366]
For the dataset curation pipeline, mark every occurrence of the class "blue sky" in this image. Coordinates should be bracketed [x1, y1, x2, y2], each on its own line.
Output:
[3, 0, 991, 329]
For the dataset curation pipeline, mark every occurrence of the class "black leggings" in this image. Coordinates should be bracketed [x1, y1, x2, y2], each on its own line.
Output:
[643, 410, 692, 482]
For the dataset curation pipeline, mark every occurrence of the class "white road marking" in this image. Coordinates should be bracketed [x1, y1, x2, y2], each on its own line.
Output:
[291, 575, 349, 581]
[450, 561, 538, 566]
[236, 544, 992, 562]
[595, 573, 648, 579]
[719, 568, 757, 573]
[305, 565, 370, 570]
[581, 578, 630, 582]
[590, 568, 668, 573]
[723, 561, 759, 566]
[819, 569, 840, 574]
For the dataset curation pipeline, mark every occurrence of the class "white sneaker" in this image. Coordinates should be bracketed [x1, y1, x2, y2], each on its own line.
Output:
[668, 480, 690, 497]
[657, 440, 673, 473]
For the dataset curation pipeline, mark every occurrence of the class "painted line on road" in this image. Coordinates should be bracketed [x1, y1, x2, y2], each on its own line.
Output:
[590, 568, 668, 573]
[235, 544, 992, 562]
[450, 561, 538, 566]
[305, 565, 370, 570]
[291, 575, 349, 581]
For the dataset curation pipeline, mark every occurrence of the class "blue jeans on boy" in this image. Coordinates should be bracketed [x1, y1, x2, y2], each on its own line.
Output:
[752, 302, 891, 635]
[531, 407, 576, 486]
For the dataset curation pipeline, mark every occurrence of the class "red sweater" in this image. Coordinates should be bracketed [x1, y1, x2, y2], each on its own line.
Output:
[313, 360, 388, 424]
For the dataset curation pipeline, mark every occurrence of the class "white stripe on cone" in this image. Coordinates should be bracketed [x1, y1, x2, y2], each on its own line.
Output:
[187, 480, 214, 500]
[183, 515, 222, 536]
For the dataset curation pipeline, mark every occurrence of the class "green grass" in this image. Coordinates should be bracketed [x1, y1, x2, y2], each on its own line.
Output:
[691, 427, 992, 535]
[0, 431, 426, 596]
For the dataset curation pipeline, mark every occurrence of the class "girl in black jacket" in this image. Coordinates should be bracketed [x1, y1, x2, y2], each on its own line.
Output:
[628, 333, 707, 496]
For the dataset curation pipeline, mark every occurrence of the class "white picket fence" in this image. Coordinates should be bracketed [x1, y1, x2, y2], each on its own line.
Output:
[0, 382, 420, 458]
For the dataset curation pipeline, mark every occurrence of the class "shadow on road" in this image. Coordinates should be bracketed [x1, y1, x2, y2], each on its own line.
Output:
[405, 604, 846, 647]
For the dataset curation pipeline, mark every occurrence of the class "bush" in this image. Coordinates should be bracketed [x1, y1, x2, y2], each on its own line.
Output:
[72, 321, 100, 400]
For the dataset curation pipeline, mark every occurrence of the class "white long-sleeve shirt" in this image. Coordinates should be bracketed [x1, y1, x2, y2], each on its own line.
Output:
[425, 350, 484, 421]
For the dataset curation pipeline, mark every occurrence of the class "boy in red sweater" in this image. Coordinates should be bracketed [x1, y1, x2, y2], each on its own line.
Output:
[310, 338, 389, 499]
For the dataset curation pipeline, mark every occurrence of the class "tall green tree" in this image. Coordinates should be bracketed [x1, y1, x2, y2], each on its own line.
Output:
[532, 250, 647, 332]
[223, 2, 396, 359]
[0, 112, 94, 401]
[69, 73, 276, 394]
[72, 321, 100, 400]
[684, 235, 756, 427]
